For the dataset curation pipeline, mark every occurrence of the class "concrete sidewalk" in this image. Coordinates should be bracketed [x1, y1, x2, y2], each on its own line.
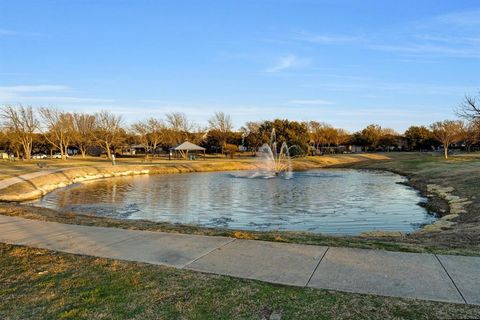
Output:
[0, 214, 478, 305]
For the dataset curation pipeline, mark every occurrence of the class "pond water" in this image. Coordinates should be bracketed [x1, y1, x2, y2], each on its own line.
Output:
[31, 169, 437, 235]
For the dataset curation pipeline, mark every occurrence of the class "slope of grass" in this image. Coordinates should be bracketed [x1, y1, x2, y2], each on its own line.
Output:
[1, 243, 479, 320]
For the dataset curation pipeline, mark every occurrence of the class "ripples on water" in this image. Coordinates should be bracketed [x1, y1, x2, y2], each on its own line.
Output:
[31, 169, 437, 235]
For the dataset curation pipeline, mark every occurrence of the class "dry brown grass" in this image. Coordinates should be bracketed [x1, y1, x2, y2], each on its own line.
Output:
[1, 242, 479, 320]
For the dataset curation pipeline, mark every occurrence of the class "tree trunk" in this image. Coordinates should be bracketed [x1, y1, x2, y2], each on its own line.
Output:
[444, 145, 448, 159]
[63, 144, 68, 160]
[152, 143, 158, 158]
[23, 142, 31, 161]
[59, 144, 65, 160]
[105, 143, 112, 159]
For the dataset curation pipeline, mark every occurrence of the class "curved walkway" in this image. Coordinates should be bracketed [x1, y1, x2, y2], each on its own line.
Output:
[0, 214, 479, 305]
[0, 169, 63, 190]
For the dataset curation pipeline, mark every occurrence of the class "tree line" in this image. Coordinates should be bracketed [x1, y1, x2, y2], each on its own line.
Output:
[1, 93, 479, 160]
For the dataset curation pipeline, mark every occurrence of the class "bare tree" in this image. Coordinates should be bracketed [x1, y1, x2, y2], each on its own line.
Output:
[308, 121, 325, 151]
[332, 128, 350, 147]
[39, 108, 74, 160]
[131, 120, 150, 159]
[95, 111, 123, 159]
[165, 112, 194, 144]
[146, 118, 165, 157]
[72, 113, 96, 157]
[208, 112, 233, 153]
[456, 93, 480, 121]
[431, 120, 464, 159]
[0, 105, 39, 160]
[308, 122, 337, 152]
[462, 120, 480, 152]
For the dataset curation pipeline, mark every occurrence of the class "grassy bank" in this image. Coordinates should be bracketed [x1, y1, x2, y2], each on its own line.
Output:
[335, 152, 480, 251]
[1, 243, 479, 320]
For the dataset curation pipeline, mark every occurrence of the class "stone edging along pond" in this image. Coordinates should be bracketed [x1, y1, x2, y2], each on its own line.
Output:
[0, 162, 255, 202]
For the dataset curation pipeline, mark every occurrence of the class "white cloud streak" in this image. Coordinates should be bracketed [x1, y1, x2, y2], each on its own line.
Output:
[0, 84, 114, 107]
[294, 31, 362, 44]
[288, 99, 333, 105]
[0, 28, 46, 37]
[266, 54, 309, 73]
[0, 85, 68, 93]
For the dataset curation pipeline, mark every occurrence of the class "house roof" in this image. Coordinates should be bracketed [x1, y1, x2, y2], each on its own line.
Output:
[171, 141, 206, 151]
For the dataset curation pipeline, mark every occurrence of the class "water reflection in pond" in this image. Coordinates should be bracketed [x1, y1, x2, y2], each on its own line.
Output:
[31, 169, 437, 235]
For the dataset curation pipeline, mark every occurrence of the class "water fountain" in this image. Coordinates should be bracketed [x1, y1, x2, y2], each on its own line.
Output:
[255, 129, 293, 178]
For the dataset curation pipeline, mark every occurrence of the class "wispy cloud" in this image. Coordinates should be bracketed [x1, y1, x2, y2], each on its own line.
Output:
[433, 9, 480, 28]
[0, 28, 46, 37]
[288, 99, 333, 105]
[290, 9, 480, 59]
[0, 84, 113, 107]
[371, 9, 480, 59]
[371, 43, 480, 58]
[20, 96, 114, 104]
[0, 72, 28, 76]
[307, 80, 476, 96]
[0, 85, 68, 100]
[294, 31, 362, 44]
[266, 54, 309, 73]
[0, 85, 68, 93]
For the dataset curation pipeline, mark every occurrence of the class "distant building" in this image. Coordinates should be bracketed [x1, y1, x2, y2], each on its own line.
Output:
[348, 145, 363, 153]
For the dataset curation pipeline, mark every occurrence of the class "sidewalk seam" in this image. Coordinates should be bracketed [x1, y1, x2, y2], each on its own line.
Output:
[434, 254, 468, 304]
[1, 229, 74, 244]
[305, 247, 329, 287]
[104, 234, 146, 247]
[181, 238, 237, 269]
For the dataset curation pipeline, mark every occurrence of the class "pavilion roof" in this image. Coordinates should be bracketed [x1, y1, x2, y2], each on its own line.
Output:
[171, 141, 206, 151]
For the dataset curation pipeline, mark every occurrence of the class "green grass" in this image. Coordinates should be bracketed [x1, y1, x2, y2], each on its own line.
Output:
[338, 152, 480, 221]
[1, 243, 479, 320]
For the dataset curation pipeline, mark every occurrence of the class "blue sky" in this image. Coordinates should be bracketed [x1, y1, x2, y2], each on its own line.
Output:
[1, 0, 479, 132]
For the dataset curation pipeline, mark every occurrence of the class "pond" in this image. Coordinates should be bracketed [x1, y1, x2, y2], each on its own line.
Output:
[31, 169, 437, 235]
